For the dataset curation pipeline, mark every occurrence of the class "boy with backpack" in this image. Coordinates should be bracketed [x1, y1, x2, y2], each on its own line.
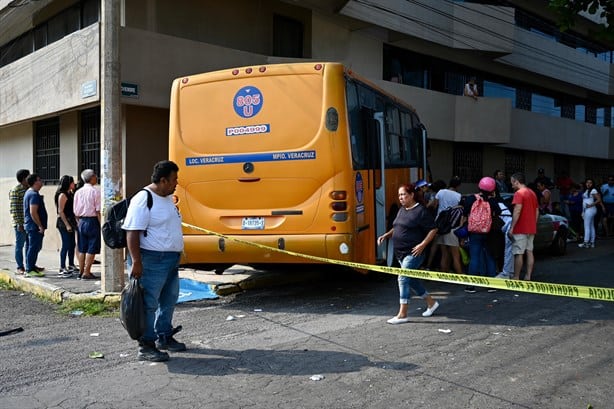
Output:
[462, 177, 502, 292]
[432, 177, 463, 275]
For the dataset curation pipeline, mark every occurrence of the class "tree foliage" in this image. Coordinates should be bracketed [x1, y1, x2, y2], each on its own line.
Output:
[549, 0, 614, 40]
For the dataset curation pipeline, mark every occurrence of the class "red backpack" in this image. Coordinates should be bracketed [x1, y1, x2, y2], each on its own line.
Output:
[468, 194, 492, 233]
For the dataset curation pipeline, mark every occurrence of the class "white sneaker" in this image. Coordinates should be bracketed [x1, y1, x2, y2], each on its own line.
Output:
[387, 316, 410, 325]
[495, 272, 511, 279]
[578, 242, 589, 248]
[422, 301, 439, 317]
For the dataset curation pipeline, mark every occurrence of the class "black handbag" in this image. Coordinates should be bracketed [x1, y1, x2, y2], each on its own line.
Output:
[56, 217, 65, 230]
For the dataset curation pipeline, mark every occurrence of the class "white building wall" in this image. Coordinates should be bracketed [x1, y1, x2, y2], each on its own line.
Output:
[0, 24, 100, 126]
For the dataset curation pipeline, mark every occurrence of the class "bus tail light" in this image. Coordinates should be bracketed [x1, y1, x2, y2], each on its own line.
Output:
[332, 212, 348, 222]
[331, 202, 347, 211]
[330, 191, 346, 200]
[330, 190, 347, 222]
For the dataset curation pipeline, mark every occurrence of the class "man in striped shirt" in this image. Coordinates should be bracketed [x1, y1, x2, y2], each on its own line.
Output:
[8, 169, 30, 274]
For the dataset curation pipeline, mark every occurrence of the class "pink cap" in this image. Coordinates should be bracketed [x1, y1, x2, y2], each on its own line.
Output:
[478, 176, 496, 192]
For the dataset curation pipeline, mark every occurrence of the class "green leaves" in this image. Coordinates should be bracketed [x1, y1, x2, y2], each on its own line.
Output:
[549, 0, 614, 41]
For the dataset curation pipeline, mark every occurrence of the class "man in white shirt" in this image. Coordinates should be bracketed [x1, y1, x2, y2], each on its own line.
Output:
[123, 160, 185, 362]
[432, 177, 463, 275]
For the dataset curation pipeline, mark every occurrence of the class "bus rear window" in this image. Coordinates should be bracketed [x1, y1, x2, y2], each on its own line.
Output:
[177, 74, 324, 154]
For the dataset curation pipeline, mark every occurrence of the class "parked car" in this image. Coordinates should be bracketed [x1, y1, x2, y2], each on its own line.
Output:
[460, 193, 569, 255]
[500, 193, 569, 255]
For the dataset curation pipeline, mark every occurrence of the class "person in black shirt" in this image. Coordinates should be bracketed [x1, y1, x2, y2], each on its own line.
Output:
[377, 183, 440, 324]
[463, 177, 502, 292]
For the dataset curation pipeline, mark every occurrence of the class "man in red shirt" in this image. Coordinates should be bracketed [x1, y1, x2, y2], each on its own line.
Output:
[508, 172, 539, 281]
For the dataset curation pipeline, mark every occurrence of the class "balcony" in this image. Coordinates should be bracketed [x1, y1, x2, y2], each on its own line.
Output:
[374, 80, 614, 159]
[0, 24, 100, 126]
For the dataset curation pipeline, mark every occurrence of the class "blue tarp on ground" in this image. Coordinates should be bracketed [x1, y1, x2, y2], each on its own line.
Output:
[177, 278, 218, 303]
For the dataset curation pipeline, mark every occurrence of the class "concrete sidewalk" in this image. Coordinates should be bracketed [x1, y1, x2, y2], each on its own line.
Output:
[0, 244, 322, 302]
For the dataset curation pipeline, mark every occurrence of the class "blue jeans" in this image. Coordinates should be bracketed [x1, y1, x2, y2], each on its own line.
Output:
[129, 249, 181, 343]
[468, 233, 496, 277]
[14, 227, 28, 270]
[397, 253, 428, 304]
[25, 230, 43, 272]
[58, 228, 76, 269]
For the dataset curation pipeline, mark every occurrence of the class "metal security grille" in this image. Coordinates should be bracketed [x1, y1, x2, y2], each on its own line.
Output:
[80, 107, 100, 176]
[585, 106, 597, 124]
[561, 104, 575, 119]
[504, 149, 525, 178]
[553, 155, 571, 179]
[34, 118, 60, 184]
[516, 88, 531, 111]
[444, 72, 465, 95]
[453, 144, 482, 184]
[585, 159, 614, 184]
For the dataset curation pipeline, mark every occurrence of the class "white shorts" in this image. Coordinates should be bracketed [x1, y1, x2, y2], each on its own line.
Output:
[511, 234, 534, 255]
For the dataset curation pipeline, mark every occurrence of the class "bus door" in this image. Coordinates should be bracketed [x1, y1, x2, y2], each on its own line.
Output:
[373, 111, 387, 262]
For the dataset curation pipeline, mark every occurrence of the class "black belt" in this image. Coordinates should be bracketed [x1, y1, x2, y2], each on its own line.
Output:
[79, 216, 97, 219]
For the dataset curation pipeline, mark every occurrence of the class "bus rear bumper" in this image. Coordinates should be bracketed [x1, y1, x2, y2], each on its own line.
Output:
[181, 233, 353, 266]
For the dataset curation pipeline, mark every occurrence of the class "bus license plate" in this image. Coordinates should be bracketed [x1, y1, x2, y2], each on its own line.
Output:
[242, 217, 265, 230]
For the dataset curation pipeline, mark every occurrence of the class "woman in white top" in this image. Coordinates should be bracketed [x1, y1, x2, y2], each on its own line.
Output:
[464, 77, 479, 101]
[579, 178, 602, 248]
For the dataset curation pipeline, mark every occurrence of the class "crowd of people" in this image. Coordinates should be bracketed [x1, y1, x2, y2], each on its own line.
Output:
[8, 162, 185, 362]
[7, 163, 614, 350]
[9, 168, 102, 279]
[376, 168, 614, 324]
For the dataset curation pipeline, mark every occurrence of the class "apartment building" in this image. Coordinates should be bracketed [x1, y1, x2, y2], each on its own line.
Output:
[1, 0, 613, 249]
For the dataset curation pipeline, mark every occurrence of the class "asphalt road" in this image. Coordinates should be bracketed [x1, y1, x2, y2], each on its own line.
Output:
[1, 241, 613, 409]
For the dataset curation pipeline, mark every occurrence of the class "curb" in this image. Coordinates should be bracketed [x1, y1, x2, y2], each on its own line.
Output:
[0, 269, 120, 305]
[0, 269, 65, 303]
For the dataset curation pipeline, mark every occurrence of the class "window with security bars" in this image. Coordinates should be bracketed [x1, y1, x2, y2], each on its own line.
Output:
[453, 144, 482, 184]
[35, 118, 60, 184]
[585, 159, 614, 185]
[585, 106, 597, 124]
[80, 107, 100, 177]
[504, 149, 525, 179]
[515, 88, 532, 111]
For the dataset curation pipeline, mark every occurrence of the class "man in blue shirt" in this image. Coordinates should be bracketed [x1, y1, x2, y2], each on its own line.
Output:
[600, 175, 614, 237]
[23, 174, 47, 277]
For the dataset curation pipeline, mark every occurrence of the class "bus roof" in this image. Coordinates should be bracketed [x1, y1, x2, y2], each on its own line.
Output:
[173, 62, 418, 116]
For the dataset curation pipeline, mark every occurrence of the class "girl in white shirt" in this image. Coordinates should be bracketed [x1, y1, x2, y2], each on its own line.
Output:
[579, 178, 602, 248]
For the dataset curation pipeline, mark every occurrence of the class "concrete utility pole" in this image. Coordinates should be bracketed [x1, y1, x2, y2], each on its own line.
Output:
[100, 0, 124, 293]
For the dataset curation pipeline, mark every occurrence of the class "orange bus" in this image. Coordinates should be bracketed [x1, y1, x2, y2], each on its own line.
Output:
[169, 62, 428, 273]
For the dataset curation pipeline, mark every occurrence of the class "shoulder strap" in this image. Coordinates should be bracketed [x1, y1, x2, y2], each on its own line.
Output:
[143, 189, 153, 210]
[131, 188, 153, 210]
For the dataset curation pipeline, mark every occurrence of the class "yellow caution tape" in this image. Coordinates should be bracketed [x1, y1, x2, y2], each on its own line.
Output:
[182, 222, 614, 302]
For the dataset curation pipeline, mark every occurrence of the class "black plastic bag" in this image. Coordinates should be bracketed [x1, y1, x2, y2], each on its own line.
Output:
[119, 278, 145, 340]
